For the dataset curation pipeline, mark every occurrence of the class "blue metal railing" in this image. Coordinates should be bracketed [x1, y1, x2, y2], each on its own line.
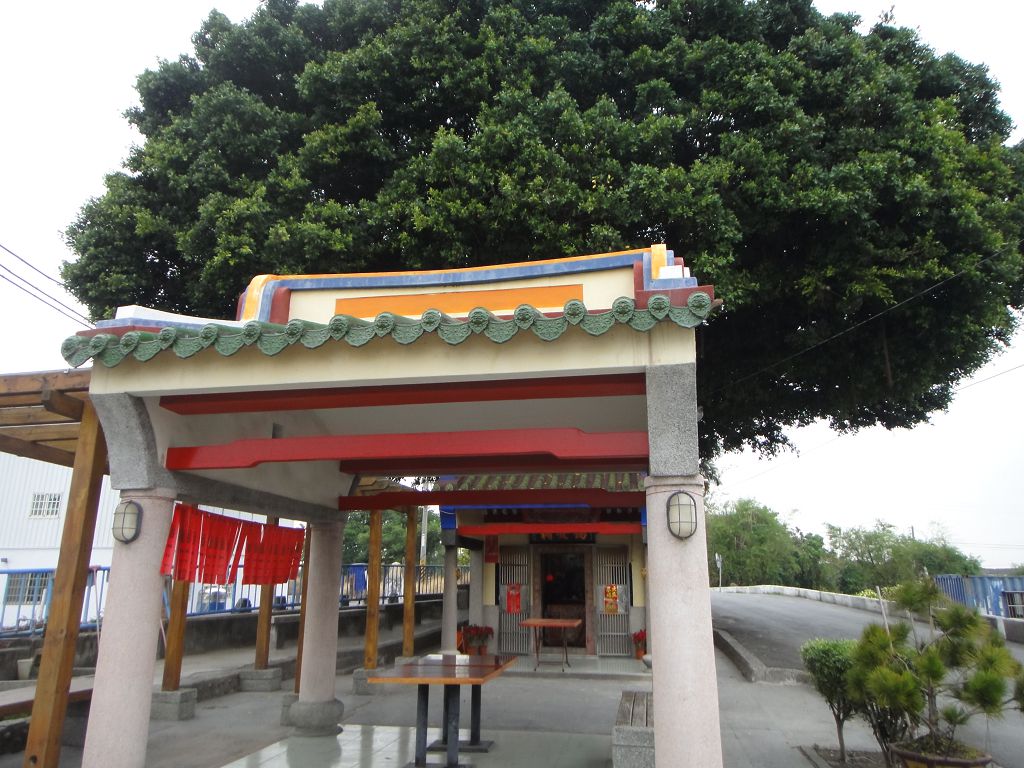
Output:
[0, 563, 468, 637]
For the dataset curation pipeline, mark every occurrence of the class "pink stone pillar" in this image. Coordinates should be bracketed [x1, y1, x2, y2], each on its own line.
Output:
[291, 519, 345, 734]
[645, 475, 723, 768]
[82, 489, 175, 768]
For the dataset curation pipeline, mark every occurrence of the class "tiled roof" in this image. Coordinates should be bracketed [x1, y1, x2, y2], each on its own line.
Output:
[61, 293, 714, 369]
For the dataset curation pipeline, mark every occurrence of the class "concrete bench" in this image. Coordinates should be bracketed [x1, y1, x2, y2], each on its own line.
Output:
[612, 690, 653, 768]
[0, 677, 94, 752]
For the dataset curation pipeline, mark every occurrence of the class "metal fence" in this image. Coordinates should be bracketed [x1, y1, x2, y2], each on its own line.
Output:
[934, 574, 1024, 618]
[0, 563, 468, 637]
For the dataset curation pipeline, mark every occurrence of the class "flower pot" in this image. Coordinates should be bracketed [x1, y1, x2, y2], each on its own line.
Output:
[634, 645, 646, 659]
[890, 743, 992, 768]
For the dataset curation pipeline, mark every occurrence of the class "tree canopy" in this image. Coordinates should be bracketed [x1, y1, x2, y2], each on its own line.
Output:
[63, 0, 1024, 463]
[706, 499, 981, 590]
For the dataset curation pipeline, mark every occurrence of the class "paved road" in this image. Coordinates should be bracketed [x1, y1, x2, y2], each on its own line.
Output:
[711, 590, 1024, 768]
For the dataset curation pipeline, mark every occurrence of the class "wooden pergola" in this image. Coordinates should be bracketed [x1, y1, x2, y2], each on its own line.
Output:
[0, 369, 105, 767]
[0, 370, 416, 767]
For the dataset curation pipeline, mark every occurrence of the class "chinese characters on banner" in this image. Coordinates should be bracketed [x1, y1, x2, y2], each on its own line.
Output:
[506, 582, 522, 614]
[160, 503, 305, 585]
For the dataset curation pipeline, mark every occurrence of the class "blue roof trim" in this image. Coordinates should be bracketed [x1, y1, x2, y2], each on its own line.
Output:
[252, 251, 648, 322]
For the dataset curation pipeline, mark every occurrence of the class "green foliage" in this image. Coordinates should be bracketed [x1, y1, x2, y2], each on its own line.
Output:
[343, 508, 443, 565]
[849, 577, 1024, 759]
[705, 499, 800, 586]
[801, 638, 857, 761]
[827, 521, 981, 593]
[62, 0, 1024, 465]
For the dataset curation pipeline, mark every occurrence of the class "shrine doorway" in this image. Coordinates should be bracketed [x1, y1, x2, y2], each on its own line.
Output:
[532, 544, 594, 653]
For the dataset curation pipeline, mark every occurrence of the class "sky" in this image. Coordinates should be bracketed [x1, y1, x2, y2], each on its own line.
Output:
[0, 1, 1021, 567]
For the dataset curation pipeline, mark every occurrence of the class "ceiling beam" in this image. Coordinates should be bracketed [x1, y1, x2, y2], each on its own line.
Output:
[159, 373, 645, 415]
[337, 488, 645, 510]
[0, 370, 91, 396]
[0, 407, 74, 426]
[457, 522, 642, 536]
[0, 424, 80, 443]
[165, 428, 649, 472]
[0, 433, 75, 468]
[42, 388, 85, 421]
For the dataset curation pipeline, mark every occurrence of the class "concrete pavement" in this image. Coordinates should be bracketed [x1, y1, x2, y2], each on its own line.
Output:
[4, 591, 1022, 767]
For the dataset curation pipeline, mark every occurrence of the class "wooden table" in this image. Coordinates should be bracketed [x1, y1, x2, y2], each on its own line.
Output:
[519, 617, 583, 671]
[368, 653, 516, 767]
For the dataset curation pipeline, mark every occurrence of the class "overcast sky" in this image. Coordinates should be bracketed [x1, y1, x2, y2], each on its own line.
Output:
[0, 1, 1021, 566]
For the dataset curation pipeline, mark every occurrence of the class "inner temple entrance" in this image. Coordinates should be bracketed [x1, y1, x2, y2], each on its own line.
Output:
[540, 552, 587, 648]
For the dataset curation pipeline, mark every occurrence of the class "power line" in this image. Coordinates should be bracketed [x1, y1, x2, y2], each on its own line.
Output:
[0, 241, 66, 288]
[0, 254, 93, 326]
[0, 272, 92, 329]
[707, 241, 1021, 398]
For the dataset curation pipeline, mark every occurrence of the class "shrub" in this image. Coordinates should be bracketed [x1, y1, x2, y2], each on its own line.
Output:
[801, 638, 858, 763]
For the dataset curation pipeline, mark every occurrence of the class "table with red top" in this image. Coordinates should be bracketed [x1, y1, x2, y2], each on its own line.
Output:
[368, 653, 516, 767]
[519, 617, 583, 672]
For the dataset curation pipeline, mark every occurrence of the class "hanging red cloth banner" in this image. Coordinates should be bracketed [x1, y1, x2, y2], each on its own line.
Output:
[161, 505, 303, 586]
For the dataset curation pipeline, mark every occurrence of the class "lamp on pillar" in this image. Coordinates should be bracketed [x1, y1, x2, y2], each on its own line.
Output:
[666, 491, 697, 540]
[111, 500, 143, 544]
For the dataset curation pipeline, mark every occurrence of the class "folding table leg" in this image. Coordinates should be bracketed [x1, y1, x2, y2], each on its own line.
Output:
[444, 684, 460, 767]
[415, 684, 429, 766]
[469, 684, 482, 744]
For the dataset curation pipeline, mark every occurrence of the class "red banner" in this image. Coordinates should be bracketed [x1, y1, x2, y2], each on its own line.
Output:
[160, 505, 303, 586]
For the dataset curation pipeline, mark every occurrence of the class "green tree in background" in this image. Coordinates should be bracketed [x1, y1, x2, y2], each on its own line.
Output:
[62, 0, 1024, 466]
[706, 498, 800, 585]
[706, 499, 979, 591]
[826, 521, 981, 593]
[343, 508, 444, 565]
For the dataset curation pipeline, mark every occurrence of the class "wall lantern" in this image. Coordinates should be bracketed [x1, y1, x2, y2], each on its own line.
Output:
[666, 491, 697, 540]
[112, 500, 143, 544]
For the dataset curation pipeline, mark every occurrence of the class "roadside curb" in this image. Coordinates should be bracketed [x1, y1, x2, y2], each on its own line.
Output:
[712, 628, 809, 684]
[798, 745, 833, 767]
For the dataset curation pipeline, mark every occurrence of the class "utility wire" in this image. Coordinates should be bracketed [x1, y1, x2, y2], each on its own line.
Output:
[0, 254, 93, 325]
[0, 272, 92, 329]
[706, 241, 1021, 399]
[0, 241, 66, 288]
[724, 356, 1024, 488]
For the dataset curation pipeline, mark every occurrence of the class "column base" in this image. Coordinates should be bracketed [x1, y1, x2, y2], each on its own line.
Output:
[150, 688, 197, 721]
[289, 698, 345, 736]
[240, 667, 283, 692]
[280, 693, 298, 726]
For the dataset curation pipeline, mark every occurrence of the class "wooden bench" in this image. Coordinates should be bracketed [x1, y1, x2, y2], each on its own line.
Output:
[612, 690, 654, 768]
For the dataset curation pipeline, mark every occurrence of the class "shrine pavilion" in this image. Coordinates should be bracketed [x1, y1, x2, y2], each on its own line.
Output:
[48, 244, 721, 767]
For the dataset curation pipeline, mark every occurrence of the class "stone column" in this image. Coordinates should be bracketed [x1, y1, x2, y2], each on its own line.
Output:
[645, 360, 723, 768]
[646, 476, 722, 768]
[291, 519, 345, 735]
[468, 547, 484, 627]
[82, 489, 176, 768]
[441, 545, 459, 652]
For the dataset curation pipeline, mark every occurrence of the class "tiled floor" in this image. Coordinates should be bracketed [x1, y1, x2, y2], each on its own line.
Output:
[224, 725, 612, 768]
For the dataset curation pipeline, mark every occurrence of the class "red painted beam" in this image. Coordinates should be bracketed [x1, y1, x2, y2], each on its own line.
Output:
[337, 489, 646, 511]
[458, 522, 642, 536]
[336, 456, 648, 475]
[165, 428, 649, 471]
[159, 374, 644, 415]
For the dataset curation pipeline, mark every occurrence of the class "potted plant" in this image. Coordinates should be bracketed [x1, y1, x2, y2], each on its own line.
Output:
[849, 578, 1024, 768]
[632, 629, 647, 659]
[463, 624, 494, 655]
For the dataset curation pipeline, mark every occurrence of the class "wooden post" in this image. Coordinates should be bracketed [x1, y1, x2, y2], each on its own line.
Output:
[363, 509, 382, 670]
[161, 579, 190, 691]
[293, 528, 311, 694]
[255, 516, 279, 670]
[24, 401, 107, 768]
[403, 508, 418, 657]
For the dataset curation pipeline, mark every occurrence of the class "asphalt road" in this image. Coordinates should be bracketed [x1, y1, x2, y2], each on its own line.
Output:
[710, 590, 1024, 768]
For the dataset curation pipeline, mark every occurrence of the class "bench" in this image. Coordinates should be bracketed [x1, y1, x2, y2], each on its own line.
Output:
[612, 690, 654, 768]
[0, 677, 94, 751]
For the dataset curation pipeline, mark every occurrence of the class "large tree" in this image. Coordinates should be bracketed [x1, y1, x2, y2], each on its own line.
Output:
[63, 0, 1024, 464]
